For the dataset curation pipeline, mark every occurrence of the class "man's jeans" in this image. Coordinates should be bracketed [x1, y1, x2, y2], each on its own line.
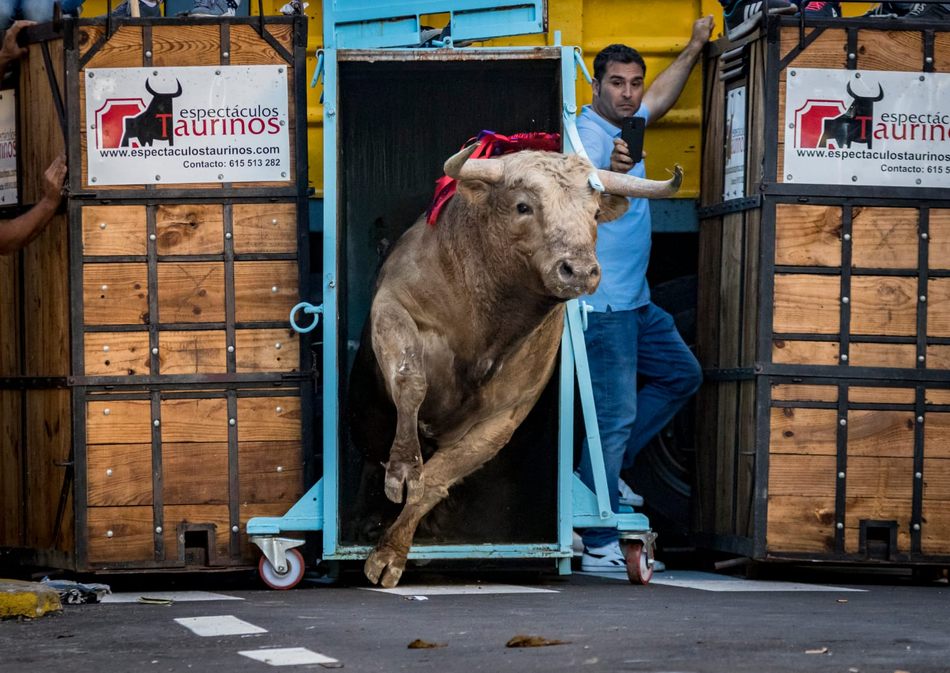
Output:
[0, 0, 54, 29]
[578, 302, 702, 549]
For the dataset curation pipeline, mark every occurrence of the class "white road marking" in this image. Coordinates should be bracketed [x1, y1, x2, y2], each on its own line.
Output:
[363, 583, 558, 596]
[238, 648, 339, 666]
[174, 615, 268, 636]
[102, 591, 242, 603]
[578, 570, 866, 592]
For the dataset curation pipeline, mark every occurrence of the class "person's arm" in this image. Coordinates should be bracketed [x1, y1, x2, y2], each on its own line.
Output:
[641, 15, 714, 125]
[0, 154, 67, 255]
[0, 21, 34, 80]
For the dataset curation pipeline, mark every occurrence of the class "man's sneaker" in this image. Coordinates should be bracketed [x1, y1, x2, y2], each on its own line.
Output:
[187, 0, 240, 16]
[861, 2, 911, 18]
[802, 2, 840, 17]
[108, 0, 163, 17]
[581, 541, 627, 572]
[618, 478, 644, 508]
[723, 0, 798, 41]
[905, 3, 950, 20]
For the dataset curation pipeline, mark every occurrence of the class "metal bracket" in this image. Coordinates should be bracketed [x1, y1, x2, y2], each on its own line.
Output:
[249, 535, 305, 574]
[697, 195, 762, 220]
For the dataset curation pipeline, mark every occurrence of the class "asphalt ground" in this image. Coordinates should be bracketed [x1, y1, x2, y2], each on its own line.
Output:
[1, 561, 948, 673]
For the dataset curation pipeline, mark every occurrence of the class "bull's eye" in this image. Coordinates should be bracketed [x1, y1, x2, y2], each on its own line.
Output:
[516, 203, 532, 215]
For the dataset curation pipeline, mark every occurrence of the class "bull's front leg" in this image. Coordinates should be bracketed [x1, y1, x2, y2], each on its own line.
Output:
[364, 410, 525, 588]
[371, 294, 428, 505]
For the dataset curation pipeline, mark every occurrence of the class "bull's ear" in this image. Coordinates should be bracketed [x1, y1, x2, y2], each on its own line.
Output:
[456, 178, 491, 206]
[597, 194, 628, 223]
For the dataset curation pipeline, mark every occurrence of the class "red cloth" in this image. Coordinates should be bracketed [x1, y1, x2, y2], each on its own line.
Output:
[426, 131, 561, 226]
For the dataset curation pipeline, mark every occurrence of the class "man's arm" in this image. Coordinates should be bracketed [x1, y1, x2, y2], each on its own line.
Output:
[641, 15, 714, 125]
[0, 154, 67, 255]
[0, 21, 34, 80]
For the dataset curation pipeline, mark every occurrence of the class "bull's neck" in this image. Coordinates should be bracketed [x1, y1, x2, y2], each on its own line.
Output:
[436, 200, 561, 349]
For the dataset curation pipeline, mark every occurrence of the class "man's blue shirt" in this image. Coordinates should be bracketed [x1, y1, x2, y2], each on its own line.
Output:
[576, 104, 651, 312]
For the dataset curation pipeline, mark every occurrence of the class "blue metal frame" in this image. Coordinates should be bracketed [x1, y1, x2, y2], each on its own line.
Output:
[322, 0, 545, 49]
[247, 17, 654, 574]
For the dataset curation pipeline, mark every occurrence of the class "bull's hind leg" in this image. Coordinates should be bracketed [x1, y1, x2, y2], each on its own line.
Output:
[371, 294, 428, 505]
[364, 411, 524, 588]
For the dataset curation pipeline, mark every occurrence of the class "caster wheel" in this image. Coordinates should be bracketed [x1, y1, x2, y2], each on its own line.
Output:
[625, 542, 653, 585]
[259, 548, 305, 590]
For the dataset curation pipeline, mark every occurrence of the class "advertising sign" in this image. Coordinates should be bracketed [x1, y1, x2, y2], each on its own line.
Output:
[723, 86, 746, 200]
[783, 68, 950, 188]
[0, 89, 16, 205]
[85, 66, 290, 186]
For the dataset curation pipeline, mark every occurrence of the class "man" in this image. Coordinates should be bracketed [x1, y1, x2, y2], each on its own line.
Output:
[0, 21, 67, 255]
[574, 17, 713, 573]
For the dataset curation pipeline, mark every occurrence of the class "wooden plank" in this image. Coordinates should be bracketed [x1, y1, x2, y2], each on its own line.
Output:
[232, 203, 297, 253]
[0, 255, 17, 374]
[847, 411, 915, 458]
[230, 24, 289, 66]
[87, 506, 154, 563]
[156, 205, 224, 255]
[22, 40, 64, 203]
[0, 391, 22, 546]
[780, 27, 848, 68]
[238, 441, 304, 504]
[846, 456, 914, 498]
[160, 398, 228, 443]
[736, 379, 756, 537]
[849, 342, 916, 369]
[746, 37, 766, 189]
[851, 207, 918, 269]
[770, 384, 837, 403]
[157, 262, 226, 324]
[25, 391, 72, 551]
[925, 389, 950, 406]
[235, 328, 299, 372]
[937, 33, 950, 73]
[850, 276, 917, 336]
[856, 30, 923, 72]
[162, 504, 230, 563]
[22, 215, 70, 375]
[766, 494, 835, 553]
[773, 274, 840, 335]
[696, 216, 722, 368]
[771, 339, 839, 365]
[922, 458, 950, 501]
[921, 498, 950, 554]
[923, 412, 950, 459]
[152, 25, 221, 67]
[843, 496, 911, 554]
[82, 206, 148, 256]
[87, 400, 152, 444]
[158, 330, 227, 375]
[931, 208, 950, 271]
[926, 345, 950, 370]
[83, 26, 143, 69]
[774, 205, 841, 267]
[741, 208, 760, 367]
[163, 443, 229, 505]
[848, 387, 915, 405]
[715, 381, 738, 535]
[927, 278, 950, 337]
[698, 54, 723, 208]
[83, 332, 151, 376]
[87, 443, 153, 507]
[770, 407, 837, 456]
[768, 454, 836, 496]
[237, 396, 301, 441]
[233, 261, 299, 323]
[83, 263, 150, 325]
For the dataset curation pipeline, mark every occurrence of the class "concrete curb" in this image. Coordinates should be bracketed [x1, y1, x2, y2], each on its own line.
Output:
[0, 579, 63, 620]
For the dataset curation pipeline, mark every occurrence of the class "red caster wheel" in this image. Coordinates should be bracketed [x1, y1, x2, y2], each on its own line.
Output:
[258, 548, 305, 590]
[625, 541, 653, 585]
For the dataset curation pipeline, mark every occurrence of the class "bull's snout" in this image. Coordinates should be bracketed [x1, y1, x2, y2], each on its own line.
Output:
[549, 255, 601, 298]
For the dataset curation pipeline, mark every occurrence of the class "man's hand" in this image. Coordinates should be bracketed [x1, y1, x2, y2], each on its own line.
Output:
[42, 154, 67, 204]
[609, 137, 634, 173]
[689, 15, 715, 49]
[0, 21, 36, 67]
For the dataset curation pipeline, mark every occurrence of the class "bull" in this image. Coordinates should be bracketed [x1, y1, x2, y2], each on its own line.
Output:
[819, 81, 884, 150]
[347, 145, 682, 588]
[121, 79, 182, 148]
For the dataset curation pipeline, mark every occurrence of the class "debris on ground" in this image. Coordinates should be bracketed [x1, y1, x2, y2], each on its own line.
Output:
[137, 596, 175, 605]
[41, 577, 111, 604]
[407, 639, 446, 649]
[506, 634, 570, 648]
[0, 579, 62, 619]
[805, 646, 830, 655]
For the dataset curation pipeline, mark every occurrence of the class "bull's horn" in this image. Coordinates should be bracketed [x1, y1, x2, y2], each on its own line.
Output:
[596, 165, 683, 198]
[443, 144, 504, 183]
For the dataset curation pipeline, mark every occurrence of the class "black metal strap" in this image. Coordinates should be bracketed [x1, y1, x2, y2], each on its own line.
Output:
[846, 27, 858, 70]
[834, 383, 848, 553]
[924, 29, 935, 73]
[41, 41, 68, 142]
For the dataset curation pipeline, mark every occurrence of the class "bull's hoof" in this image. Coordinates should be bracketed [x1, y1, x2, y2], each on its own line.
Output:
[364, 546, 407, 588]
[384, 460, 424, 505]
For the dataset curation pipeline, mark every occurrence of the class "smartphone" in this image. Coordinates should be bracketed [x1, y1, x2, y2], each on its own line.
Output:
[621, 115, 645, 164]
